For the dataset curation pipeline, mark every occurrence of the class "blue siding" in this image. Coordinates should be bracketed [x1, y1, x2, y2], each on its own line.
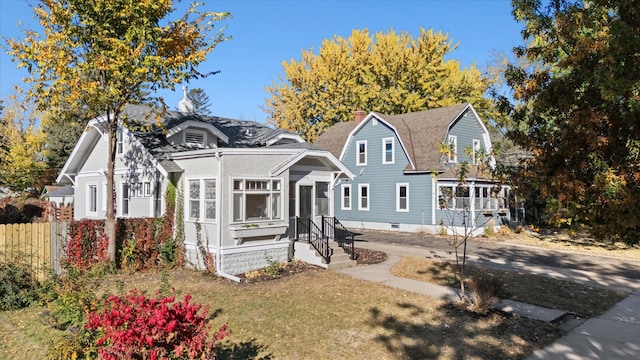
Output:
[334, 119, 434, 225]
[447, 109, 486, 164]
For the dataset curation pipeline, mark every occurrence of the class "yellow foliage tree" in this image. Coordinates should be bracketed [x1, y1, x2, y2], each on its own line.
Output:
[265, 28, 496, 141]
[0, 96, 47, 193]
[6, 0, 231, 262]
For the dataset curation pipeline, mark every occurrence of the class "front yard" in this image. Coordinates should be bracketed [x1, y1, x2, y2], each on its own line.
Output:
[1, 266, 564, 360]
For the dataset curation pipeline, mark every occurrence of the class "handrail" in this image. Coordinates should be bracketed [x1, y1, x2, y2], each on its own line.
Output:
[296, 217, 331, 263]
[322, 216, 357, 260]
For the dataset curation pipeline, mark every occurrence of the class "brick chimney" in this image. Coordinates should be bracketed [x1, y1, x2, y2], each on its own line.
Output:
[354, 110, 367, 126]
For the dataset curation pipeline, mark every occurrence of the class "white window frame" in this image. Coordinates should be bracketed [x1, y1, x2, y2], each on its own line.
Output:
[448, 135, 457, 163]
[121, 183, 130, 216]
[438, 184, 456, 210]
[87, 183, 98, 216]
[438, 184, 474, 210]
[382, 137, 395, 164]
[188, 179, 201, 221]
[472, 139, 481, 165]
[356, 140, 367, 166]
[203, 179, 216, 221]
[341, 184, 352, 210]
[358, 183, 369, 211]
[187, 178, 217, 222]
[144, 182, 151, 197]
[116, 128, 124, 156]
[231, 178, 282, 223]
[396, 183, 409, 212]
[475, 185, 505, 210]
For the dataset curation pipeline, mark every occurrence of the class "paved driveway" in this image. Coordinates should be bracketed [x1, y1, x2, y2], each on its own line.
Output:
[350, 229, 640, 292]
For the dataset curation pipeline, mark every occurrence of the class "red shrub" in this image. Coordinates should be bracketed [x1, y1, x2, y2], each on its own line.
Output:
[86, 290, 229, 360]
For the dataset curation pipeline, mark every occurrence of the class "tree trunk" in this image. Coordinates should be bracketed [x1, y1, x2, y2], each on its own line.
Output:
[106, 114, 117, 263]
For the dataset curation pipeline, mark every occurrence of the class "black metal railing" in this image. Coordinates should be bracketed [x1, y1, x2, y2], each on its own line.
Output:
[322, 216, 357, 260]
[296, 217, 331, 263]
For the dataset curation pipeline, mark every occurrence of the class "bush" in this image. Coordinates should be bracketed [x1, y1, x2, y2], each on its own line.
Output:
[44, 265, 104, 331]
[86, 289, 229, 360]
[467, 274, 505, 314]
[47, 327, 98, 360]
[0, 260, 40, 310]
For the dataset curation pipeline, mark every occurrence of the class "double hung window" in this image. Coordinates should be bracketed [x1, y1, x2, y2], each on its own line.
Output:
[188, 179, 217, 221]
[88, 184, 98, 215]
[122, 183, 130, 216]
[396, 184, 408, 212]
[447, 135, 457, 163]
[358, 184, 369, 211]
[383, 138, 394, 164]
[341, 184, 351, 210]
[356, 140, 367, 165]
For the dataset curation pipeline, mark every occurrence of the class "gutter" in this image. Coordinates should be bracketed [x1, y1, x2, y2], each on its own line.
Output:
[214, 151, 243, 283]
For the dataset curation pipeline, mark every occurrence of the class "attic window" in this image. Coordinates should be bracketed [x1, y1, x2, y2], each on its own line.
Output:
[185, 130, 205, 146]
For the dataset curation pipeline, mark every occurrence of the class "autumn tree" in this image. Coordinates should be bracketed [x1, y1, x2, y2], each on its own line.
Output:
[497, 0, 640, 243]
[7, 0, 231, 262]
[265, 28, 496, 141]
[0, 95, 47, 192]
[188, 87, 213, 115]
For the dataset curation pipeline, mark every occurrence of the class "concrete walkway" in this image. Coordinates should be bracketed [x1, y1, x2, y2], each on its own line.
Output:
[334, 231, 640, 360]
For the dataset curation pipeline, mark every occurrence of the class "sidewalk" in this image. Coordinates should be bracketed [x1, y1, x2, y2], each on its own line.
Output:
[336, 237, 640, 360]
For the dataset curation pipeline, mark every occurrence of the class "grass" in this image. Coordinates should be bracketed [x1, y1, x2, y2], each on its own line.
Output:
[0, 267, 563, 360]
[390, 257, 628, 317]
[493, 229, 640, 260]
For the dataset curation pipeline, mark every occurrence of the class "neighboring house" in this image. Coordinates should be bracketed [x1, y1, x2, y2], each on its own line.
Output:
[314, 103, 509, 235]
[56, 89, 354, 276]
[43, 184, 75, 221]
[43, 185, 74, 207]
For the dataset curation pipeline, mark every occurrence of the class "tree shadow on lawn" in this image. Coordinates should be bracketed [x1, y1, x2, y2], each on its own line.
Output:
[367, 301, 562, 360]
[208, 308, 274, 360]
[217, 338, 273, 360]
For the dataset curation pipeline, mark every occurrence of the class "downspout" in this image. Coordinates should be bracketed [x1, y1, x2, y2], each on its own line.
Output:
[215, 151, 243, 282]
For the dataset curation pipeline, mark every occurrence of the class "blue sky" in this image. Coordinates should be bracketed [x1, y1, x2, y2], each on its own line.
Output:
[0, 0, 524, 124]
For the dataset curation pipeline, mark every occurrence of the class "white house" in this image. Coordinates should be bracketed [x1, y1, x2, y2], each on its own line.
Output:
[56, 90, 354, 277]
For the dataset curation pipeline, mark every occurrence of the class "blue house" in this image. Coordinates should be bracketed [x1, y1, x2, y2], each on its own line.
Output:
[314, 103, 509, 235]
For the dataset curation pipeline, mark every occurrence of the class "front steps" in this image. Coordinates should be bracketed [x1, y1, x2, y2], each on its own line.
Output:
[293, 240, 357, 270]
[326, 241, 357, 270]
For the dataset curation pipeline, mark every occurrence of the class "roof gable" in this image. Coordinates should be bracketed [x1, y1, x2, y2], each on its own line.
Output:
[314, 103, 479, 172]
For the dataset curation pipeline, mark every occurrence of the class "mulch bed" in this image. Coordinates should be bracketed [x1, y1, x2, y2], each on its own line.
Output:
[356, 248, 388, 265]
[237, 248, 388, 283]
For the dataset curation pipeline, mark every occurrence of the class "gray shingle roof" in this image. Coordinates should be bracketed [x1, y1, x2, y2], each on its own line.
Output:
[314, 103, 470, 172]
[121, 104, 303, 158]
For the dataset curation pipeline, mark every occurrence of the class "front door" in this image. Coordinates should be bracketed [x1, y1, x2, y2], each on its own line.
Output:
[289, 181, 331, 239]
[299, 185, 313, 220]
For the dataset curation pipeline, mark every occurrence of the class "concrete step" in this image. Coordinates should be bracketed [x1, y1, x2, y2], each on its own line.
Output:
[326, 246, 357, 270]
